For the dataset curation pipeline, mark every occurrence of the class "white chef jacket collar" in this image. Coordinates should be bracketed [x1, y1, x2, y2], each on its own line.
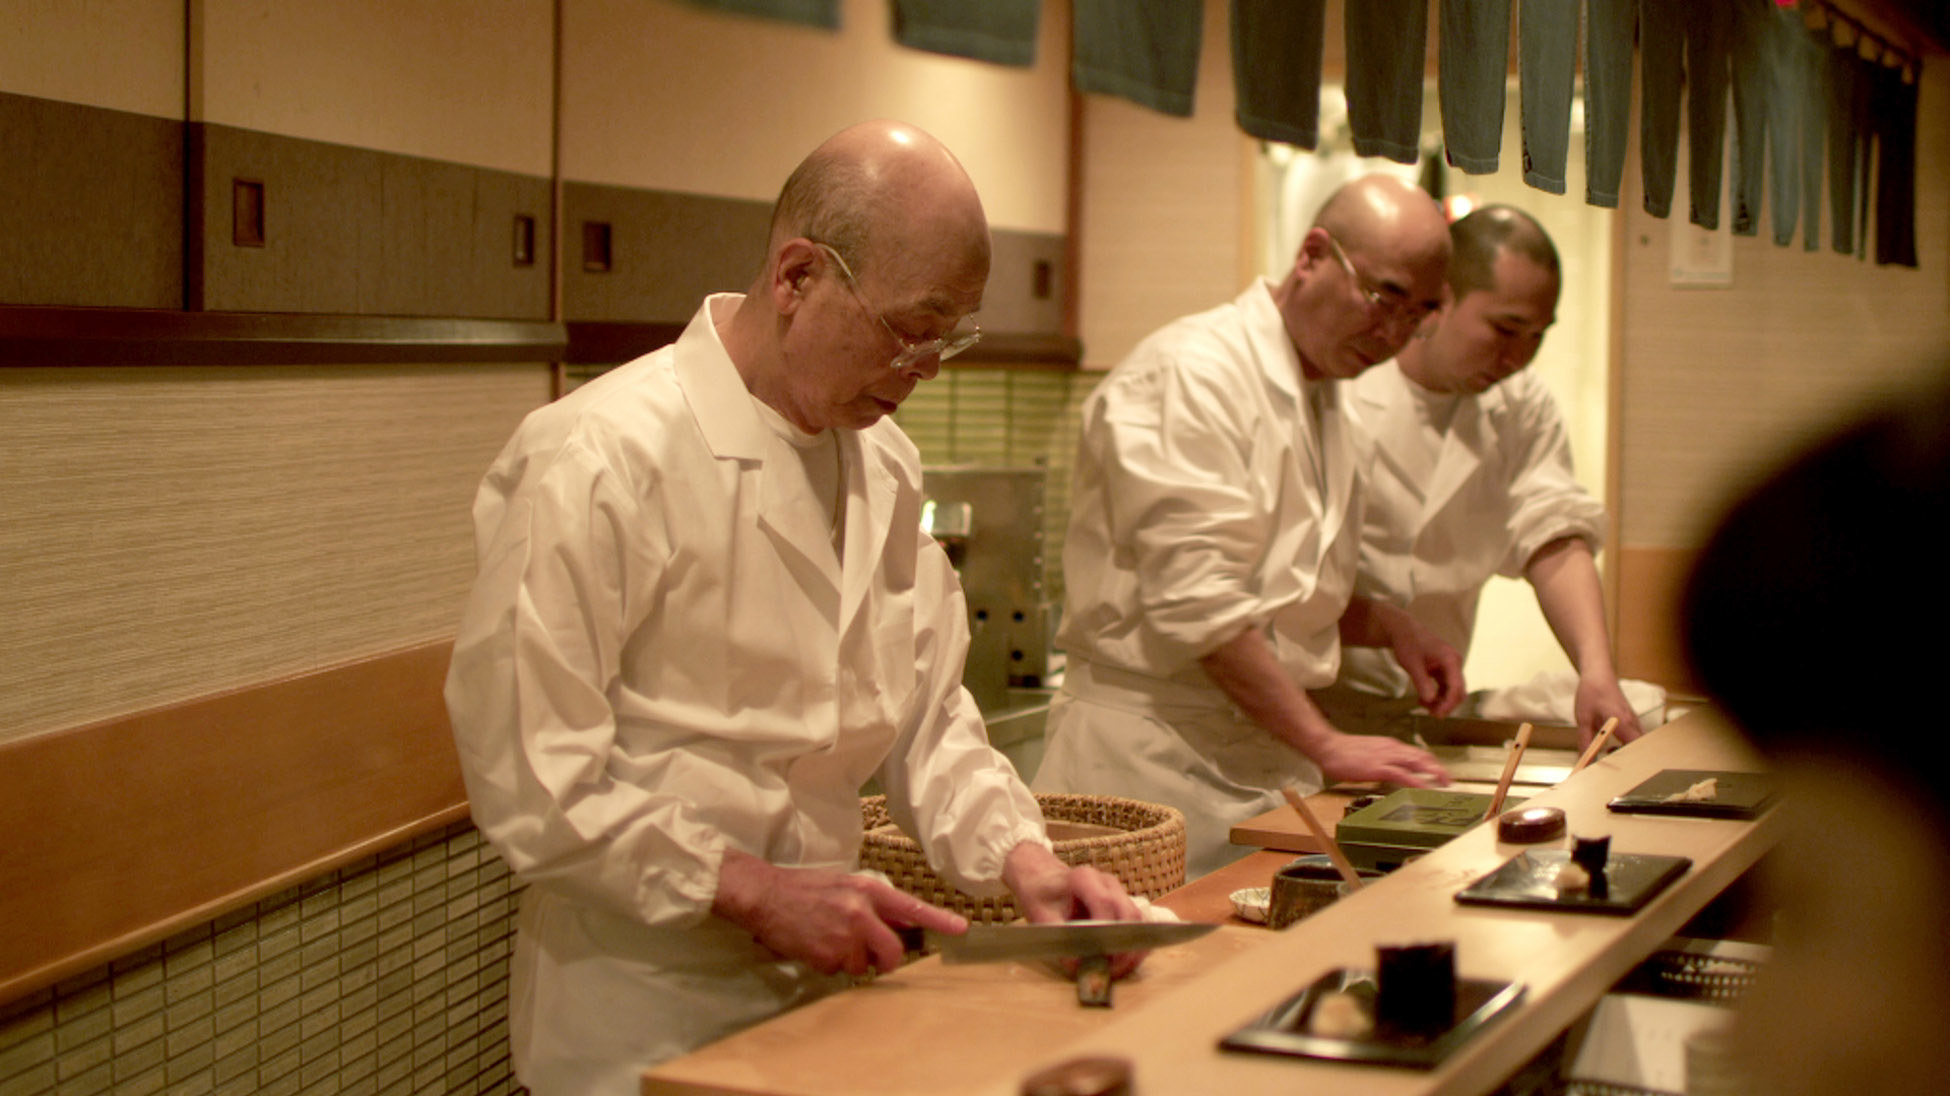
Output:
[1354, 360, 1504, 528]
[1239, 279, 1306, 402]
[674, 294, 771, 463]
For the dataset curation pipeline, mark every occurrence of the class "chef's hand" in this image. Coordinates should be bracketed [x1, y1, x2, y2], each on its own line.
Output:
[1002, 842, 1147, 979]
[1308, 729, 1452, 789]
[712, 848, 967, 977]
[1575, 673, 1645, 747]
[1382, 613, 1466, 719]
[1339, 596, 1465, 717]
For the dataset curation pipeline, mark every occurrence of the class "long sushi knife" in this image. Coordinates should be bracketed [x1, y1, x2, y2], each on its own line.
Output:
[925, 920, 1215, 964]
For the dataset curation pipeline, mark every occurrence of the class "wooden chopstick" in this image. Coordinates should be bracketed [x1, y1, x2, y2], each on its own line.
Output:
[1280, 786, 1364, 891]
[1572, 716, 1620, 774]
[1485, 722, 1533, 819]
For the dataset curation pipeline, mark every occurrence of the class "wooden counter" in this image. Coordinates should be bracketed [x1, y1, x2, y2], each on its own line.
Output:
[640, 925, 1269, 1096]
[971, 708, 1776, 1096]
[644, 708, 1777, 1096]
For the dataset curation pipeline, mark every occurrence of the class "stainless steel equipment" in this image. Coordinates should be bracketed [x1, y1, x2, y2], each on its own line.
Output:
[921, 465, 1056, 714]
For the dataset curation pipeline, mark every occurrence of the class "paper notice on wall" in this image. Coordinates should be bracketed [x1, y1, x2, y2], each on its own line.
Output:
[1669, 216, 1733, 287]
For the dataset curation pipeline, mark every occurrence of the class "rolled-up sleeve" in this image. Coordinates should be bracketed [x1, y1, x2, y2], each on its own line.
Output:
[1499, 375, 1606, 576]
[1092, 358, 1279, 670]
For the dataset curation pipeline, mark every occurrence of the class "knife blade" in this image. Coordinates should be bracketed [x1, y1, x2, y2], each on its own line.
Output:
[927, 920, 1216, 964]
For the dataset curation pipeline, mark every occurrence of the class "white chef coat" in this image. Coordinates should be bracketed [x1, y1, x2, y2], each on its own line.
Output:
[1032, 280, 1371, 877]
[1337, 361, 1605, 700]
[444, 295, 1047, 1095]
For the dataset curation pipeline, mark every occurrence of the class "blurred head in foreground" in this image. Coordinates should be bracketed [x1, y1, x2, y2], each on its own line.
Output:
[1684, 372, 1950, 1096]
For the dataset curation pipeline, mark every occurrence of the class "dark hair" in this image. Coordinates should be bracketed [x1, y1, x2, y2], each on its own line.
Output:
[1684, 372, 1950, 818]
[1448, 205, 1559, 299]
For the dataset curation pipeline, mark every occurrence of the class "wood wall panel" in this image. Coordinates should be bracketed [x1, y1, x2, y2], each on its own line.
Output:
[0, 362, 548, 743]
[1078, 0, 1252, 371]
[557, 180, 1070, 335]
[1614, 545, 1702, 693]
[0, 642, 469, 1004]
[557, 0, 1071, 234]
[0, 92, 183, 309]
[1613, 59, 1950, 550]
[192, 0, 554, 178]
[192, 124, 554, 318]
[559, 183, 775, 323]
[0, 0, 183, 118]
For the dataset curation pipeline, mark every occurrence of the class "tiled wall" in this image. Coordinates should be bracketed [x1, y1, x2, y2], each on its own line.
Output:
[895, 367, 1100, 604]
[0, 823, 524, 1096]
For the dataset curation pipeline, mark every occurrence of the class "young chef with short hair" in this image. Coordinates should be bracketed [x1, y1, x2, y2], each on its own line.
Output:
[1332, 205, 1644, 748]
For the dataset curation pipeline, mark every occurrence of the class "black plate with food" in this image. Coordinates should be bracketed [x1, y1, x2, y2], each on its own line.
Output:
[1218, 967, 1524, 1068]
[1454, 848, 1692, 915]
[1606, 769, 1779, 819]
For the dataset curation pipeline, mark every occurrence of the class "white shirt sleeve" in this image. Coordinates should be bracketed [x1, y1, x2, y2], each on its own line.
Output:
[1086, 355, 1285, 672]
[1498, 373, 1606, 578]
[445, 438, 725, 928]
[876, 527, 1049, 896]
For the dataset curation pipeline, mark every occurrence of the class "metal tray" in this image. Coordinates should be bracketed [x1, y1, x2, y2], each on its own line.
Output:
[1606, 769, 1779, 820]
[1455, 849, 1692, 915]
[1219, 967, 1525, 1068]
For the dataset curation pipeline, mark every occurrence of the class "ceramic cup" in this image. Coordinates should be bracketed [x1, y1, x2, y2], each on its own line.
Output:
[1267, 856, 1373, 929]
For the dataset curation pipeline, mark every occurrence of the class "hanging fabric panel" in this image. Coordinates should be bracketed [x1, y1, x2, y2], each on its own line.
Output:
[1729, 0, 1774, 237]
[1638, 0, 1730, 227]
[1438, 0, 1514, 174]
[1345, 0, 1431, 163]
[892, 0, 1041, 66]
[1072, 0, 1205, 117]
[1870, 58, 1919, 267]
[1825, 35, 1874, 256]
[680, 0, 840, 29]
[1582, 0, 1635, 208]
[1231, 0, 1329, 148]
[1518, 0, 1579, 194]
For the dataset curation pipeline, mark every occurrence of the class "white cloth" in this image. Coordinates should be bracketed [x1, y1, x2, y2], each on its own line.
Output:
[1464, 668, 1668, 729]
[444, 295, 1048, 1095]
[1338, 362, 1605, 699]
[1033, 281, 1371, 877]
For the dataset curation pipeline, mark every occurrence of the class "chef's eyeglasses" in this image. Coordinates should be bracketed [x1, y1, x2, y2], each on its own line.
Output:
[1320, 230, 1438, 334]
[811, 241, 982, 370]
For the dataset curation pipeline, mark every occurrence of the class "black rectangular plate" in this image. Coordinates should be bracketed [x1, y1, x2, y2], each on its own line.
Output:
[1606, 769, 1779, 819]
[1219, 968, 1524, 1068]
[1455, 849, 1692, 915]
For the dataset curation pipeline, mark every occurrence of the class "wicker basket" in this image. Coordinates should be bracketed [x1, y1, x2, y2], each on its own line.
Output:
[858, 793, 1188, 924]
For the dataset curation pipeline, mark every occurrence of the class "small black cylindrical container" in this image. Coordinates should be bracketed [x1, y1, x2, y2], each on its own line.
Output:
[1572, 834, 1613, 898]
[1375, 941, 1457, 1036]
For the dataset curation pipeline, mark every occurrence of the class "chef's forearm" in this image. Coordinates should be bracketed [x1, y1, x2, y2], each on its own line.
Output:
[1526, 537, 1616, 678]
[1197, 628, 1339, 755]
[710, 848, 776, 934]
[1335, 593, 1410, 648]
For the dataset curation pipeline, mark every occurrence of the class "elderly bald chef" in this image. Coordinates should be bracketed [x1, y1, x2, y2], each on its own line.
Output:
[1034, 175, 1461, 878]
[1333, 205, 1643, 747]
[445, 120, 1144, 1096]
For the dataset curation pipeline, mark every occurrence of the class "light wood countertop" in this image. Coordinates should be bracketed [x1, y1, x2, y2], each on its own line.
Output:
[645, 708, 1776, 1096]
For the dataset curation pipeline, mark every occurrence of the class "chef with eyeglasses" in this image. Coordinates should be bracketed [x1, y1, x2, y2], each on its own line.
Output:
[445, 119, 1145, 1096]
[1034, 174, 1462, 879]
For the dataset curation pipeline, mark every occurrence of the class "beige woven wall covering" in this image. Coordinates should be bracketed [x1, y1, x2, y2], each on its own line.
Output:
[0, 363, 549, 744]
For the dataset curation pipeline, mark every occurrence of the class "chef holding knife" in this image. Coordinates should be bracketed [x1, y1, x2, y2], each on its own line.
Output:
[445, 120, 1145, 1096]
